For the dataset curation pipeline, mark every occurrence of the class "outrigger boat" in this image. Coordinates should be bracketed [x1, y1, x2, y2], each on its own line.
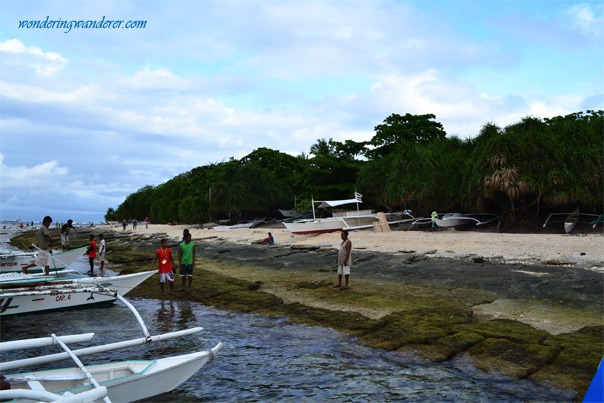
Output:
[542, 208, 602, 233]
[433, 213, 500, 228]
[0, 271, 155, 316]
[283, 193, 413, 235]
[0, 294, 222, 402]
[0, 246, 87, 274]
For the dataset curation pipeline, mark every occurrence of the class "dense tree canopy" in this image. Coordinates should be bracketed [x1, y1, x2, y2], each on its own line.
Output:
[109, 111, 603, 230]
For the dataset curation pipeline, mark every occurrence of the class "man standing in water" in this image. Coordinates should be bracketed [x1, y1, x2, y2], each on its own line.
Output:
[334, 230, 352, 289]
[86, 234, 97, 275]
[178, 233, 196, 292]
[98, 234, 106, 271]
[22, 215, 53, 275]
[151, 239, 175, 295]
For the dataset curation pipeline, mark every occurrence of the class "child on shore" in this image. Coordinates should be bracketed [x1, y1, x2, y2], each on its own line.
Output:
[151, 239, 175, 294]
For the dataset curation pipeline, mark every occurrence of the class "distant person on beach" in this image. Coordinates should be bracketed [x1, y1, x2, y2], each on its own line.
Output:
[431, 211, 438, 229]
[85, 234, 97, 275]
[122, 220, 127, 231]
[263, 232, 274, 245]
[178, 233, 196, 292]
[98, 234, 106, 271]
[151, 238, 176, 294]
[21, 215, 53, 275]
[60, 219, 77, 250]
[145, 217, 149, 229]
[334, 230, 352, 289]
[133, 219, 138, 230]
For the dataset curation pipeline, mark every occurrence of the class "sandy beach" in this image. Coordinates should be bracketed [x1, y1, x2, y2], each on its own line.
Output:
[120, 223, 604, 270]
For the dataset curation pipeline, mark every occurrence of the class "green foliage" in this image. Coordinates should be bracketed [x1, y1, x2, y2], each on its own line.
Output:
[367, 113, 447, 158]
[111, 111, 603, 227]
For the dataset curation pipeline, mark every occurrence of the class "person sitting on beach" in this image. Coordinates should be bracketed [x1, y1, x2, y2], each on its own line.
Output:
[60, 219, 77, 250]
[263, 232, 274, 245]
[151, 238, 175, 294]
[21, 215, 53, 276]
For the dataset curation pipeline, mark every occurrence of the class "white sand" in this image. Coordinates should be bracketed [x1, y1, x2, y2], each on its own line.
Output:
[105, 223, 603, 333]
[114, 223, 604, 270]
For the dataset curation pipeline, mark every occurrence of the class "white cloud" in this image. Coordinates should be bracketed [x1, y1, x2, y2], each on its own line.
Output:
[0, 39, 67, 77]
[566, 3, 604, 38]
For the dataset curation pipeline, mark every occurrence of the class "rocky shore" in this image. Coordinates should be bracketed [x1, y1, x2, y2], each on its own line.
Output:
[9, 225, 604, 401]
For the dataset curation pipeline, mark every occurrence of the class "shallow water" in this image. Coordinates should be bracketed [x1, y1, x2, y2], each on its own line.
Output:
[1, 297, 576, 402]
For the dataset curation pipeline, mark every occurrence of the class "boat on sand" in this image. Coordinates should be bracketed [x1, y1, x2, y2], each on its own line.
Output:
[542, 208, 602, 233]
[283, 193, 412, 235]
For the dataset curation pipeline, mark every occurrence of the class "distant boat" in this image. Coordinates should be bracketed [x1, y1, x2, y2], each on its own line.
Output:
[282, 193, 413, 235]
[0, 247, 87, 274]
[434, 213, 500, 228]
[542, 208, 602, 233]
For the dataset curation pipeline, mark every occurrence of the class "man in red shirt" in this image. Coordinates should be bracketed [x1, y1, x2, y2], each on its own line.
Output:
[151, 238, 175, 294]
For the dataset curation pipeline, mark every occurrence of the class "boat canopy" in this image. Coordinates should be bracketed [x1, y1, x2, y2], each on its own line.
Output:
[317, 198, 362, 208]
[315, 192, 362, 209]
[312, 193, 362, 219]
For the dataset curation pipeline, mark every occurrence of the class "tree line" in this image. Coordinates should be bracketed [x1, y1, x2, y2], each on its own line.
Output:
[107, 110, 603, 230]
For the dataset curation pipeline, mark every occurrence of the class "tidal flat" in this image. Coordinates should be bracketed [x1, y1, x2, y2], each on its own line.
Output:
[10, 226, 603, 401]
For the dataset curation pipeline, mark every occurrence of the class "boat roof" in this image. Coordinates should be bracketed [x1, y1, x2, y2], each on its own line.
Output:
[316, 198, 362, 208]
[315, 192, 363, 208]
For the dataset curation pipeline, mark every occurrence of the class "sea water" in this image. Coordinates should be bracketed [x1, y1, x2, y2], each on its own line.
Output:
[1, 299, 575, 402]
[0, 243, 576, 402]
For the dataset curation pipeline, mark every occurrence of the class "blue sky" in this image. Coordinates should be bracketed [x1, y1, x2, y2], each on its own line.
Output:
[1, 0, 602, 224]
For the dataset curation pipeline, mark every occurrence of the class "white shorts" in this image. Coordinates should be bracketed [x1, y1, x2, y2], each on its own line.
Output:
[60, 233, 70, 246]
[159, 272, 174, 283]
[35, 251, 52, 267]
[98, 252, 106, 262]
[337, 265, 350, 276]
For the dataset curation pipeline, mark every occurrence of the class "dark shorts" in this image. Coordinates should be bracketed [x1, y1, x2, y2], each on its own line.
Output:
[180, 264, 193, 276]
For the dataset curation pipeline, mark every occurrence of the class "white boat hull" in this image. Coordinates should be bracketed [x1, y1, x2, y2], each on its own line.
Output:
[283, 215, 378, 235]
[0, 271, 155, 316]
[434, 213, 467, 227]
[0, 247, 87, 274]
[2, 344, 222, 403]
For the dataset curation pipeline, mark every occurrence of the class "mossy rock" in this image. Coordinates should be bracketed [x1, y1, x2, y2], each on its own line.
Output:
[412, 331, 485, 361]
[203, 289, 284, 313]
[452, 318, 550, 344]
[529, 347, 601, 398]
[280, 302, 375, 334]
[466, 338, 559, 378]
[543, 325, 604, 350]
[358, 307, 473, 350]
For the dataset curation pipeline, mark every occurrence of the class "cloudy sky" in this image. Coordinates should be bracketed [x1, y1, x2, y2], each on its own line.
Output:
[1, 0, 602, 224]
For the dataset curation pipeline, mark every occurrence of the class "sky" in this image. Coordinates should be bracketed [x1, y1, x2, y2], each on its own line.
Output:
[0, 0, 602, 224]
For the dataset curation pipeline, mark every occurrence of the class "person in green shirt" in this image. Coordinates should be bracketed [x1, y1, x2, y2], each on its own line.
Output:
[177, 233, 196, 292]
